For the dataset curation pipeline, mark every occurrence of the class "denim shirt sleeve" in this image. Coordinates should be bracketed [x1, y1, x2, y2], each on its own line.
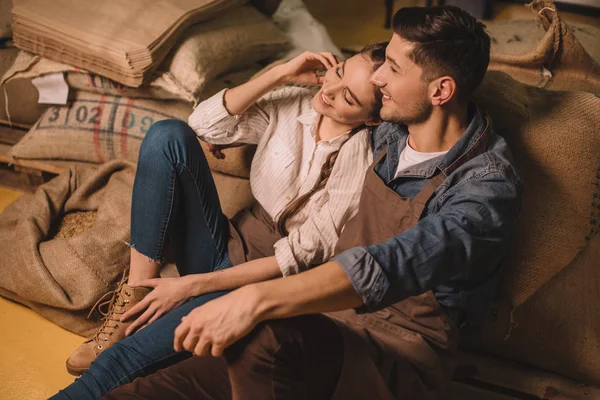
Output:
[333, 168, 523, 311]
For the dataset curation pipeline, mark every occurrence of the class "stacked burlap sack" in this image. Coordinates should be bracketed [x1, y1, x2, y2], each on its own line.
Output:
[10, 0, 251, 87]
[0, 0, 289, 337]
[1, 4, 290, 127]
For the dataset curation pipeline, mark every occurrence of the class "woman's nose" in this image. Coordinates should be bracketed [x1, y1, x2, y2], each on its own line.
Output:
[322, 86, 337, 101]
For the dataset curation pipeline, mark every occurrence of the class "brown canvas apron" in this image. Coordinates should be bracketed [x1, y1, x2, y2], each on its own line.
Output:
[226, 202, 282, 267]
[327, 119, 490, 400]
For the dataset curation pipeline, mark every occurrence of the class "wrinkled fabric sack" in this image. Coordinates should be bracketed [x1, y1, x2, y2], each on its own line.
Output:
[464, 70, 600, 384]
[486, 19, 600, 65]
[151, 5, 289, 104]
[488, 0, 600, 94]
[0, 48, 49, 126]
[9, 91, 256, 178]
[1, 49, 263, 104]
[0, 161, 135, 336]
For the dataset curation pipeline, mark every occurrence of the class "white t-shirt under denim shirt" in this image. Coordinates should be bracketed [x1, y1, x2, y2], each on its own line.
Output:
[394, 136, 448, 179]
[188, 87, 373, 277]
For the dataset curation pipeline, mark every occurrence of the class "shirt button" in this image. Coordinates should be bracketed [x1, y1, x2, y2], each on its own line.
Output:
[204, 120, 210, 125]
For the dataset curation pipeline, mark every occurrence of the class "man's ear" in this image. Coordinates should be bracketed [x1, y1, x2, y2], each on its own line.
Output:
[429, 76, 457, 106]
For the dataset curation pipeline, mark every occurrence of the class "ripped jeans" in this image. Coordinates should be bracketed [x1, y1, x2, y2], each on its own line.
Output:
[52, 119, 234, 399]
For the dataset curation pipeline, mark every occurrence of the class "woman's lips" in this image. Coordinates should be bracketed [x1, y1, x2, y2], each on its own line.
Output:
[319, 92, 332, 107]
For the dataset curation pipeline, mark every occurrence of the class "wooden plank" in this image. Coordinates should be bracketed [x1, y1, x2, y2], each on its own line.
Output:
[0, 118, 32, 130]
[0, 124, 27, 146]
[446, 380, 520, 400]
[454, 350, 600, 400]
[0, 143, 96, 175]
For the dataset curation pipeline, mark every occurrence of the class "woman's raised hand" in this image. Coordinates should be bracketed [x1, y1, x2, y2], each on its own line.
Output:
[278, 51, 340, 86]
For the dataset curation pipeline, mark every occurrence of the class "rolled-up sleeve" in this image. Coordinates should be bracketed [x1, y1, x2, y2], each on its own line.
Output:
[187, 89, 271, 145]
[273, 131, 372, 277]
[333, 169, 523, 311]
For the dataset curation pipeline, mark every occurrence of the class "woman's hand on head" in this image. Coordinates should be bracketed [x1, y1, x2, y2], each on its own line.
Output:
[120, 276, 197, 336]
[277, 51, 340, 86]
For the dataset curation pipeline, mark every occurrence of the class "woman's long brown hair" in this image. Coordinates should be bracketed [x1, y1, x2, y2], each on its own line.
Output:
[276, 42, 387, 236]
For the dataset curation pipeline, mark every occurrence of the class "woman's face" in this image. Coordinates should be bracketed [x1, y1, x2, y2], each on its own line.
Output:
[311, 54, 378, 126]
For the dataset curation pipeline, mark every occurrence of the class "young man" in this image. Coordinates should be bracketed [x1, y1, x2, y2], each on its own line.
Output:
[104, 5, 523, 399]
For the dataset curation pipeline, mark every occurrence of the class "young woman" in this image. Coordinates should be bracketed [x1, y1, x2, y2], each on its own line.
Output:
[53, 43, 386, 399]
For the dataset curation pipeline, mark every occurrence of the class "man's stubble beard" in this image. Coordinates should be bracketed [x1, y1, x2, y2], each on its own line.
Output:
[380, 98, 433, 126]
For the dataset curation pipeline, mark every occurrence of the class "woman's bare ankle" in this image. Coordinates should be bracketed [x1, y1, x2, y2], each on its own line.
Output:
[128, 247, 162, 284]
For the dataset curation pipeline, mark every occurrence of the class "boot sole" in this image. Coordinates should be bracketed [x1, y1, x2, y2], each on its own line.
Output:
[66, 360, 89, 376]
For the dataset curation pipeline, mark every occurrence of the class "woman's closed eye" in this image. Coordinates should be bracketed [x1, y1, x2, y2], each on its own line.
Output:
[342, 89, 353, 106]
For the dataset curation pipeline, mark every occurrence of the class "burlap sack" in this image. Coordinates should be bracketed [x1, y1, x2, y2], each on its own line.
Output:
[152, 5, 290, 104]
[2, 50, 264, 104]
[474, 70, 600, 310]
[9, 91, 255, 178]
[462, 70, 600, 384]
[0, 48, 48, 126]
[11, 0, 247, 87]
[212, 170, 255, 219]
[486, 19, 600, 65]
[488, 0, 600, 94]
[462, 234, 600, 385]
[0, 161, 135, 336]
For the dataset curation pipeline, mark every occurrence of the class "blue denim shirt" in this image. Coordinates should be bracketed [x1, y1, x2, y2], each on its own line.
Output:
[333, 105, 523, 326]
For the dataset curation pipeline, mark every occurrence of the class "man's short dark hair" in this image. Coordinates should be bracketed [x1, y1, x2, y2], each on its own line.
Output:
[392, 5, 490, 103]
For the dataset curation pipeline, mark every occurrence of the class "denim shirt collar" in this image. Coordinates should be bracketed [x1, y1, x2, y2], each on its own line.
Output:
[375, 104, 489, 181]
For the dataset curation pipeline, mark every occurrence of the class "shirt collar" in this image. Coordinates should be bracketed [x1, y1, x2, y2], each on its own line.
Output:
[379, 103, 491, 179]
[298, 110, 358, 143]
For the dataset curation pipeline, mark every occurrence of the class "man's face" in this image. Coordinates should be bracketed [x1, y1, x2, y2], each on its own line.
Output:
[370, 34, 432, 125]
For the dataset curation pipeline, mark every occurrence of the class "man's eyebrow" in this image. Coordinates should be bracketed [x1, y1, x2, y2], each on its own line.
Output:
[386, 55, 401, 69]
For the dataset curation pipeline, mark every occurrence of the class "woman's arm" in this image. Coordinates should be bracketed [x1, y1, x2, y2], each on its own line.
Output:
[188, 52, 339, 145]
[184, 256, 282, 297]
[122, 256, 283, 334]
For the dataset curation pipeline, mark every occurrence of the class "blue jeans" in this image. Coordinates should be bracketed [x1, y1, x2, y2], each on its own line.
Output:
[52, 119, 234, 399]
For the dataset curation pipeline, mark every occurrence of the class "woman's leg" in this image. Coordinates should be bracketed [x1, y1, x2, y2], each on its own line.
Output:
[128, 118, 231, 279]
[63, 119, 233, 387]
[53, 291, 229, 400]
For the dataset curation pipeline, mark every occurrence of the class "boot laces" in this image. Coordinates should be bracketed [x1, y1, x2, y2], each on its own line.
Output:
[87, 269, 131, 349]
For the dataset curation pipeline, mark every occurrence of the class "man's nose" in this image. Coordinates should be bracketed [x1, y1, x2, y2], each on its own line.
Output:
[370, 67, 385, 87]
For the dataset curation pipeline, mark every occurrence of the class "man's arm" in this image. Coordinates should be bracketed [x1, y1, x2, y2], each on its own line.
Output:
[252, 261, 363, 320]
[173, 261, 361, 357]
[173, 168, 522, 356]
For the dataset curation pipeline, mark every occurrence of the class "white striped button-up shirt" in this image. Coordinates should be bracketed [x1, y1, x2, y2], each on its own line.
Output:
[188, 87, 373, 277]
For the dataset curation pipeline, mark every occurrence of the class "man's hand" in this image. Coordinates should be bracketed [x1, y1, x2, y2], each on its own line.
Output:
[121, 277, 195, 336]
[173, 285, 262, 357]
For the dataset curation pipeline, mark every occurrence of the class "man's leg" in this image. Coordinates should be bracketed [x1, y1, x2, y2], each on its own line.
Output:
[103, 315, 344, 400]
[101, 357, 231, 400]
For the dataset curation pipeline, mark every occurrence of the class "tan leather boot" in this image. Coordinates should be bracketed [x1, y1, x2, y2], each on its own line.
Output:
[66, 269, 151, 376]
